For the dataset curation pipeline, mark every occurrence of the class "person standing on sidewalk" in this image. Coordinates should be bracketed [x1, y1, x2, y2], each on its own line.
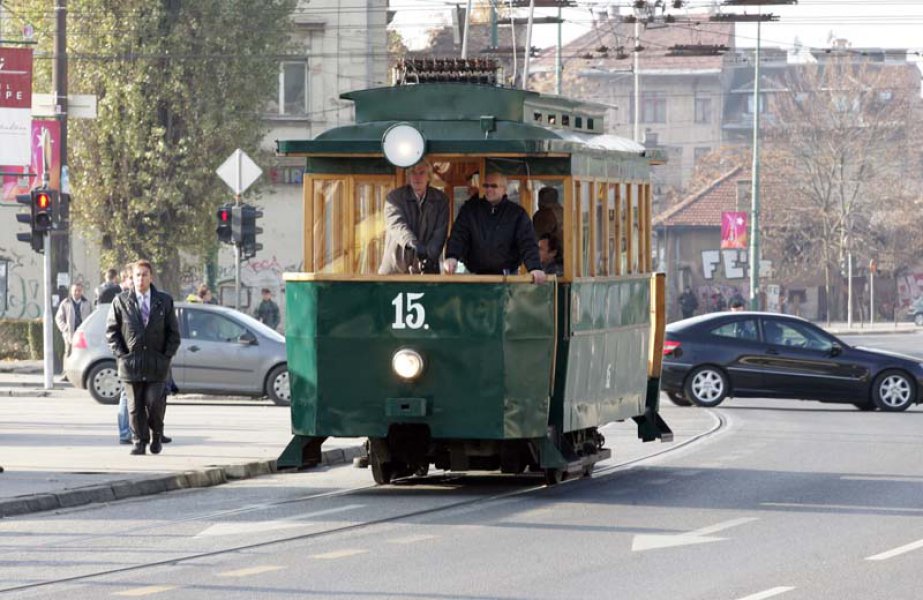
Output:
[55, 283, 92, 358]
[106, 260, 180, 456]
[254, 288, 280, 330]
[94, 269, 121, 306]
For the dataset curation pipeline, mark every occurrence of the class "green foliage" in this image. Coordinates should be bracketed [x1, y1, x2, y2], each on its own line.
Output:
[9, 0, 296, 293]
[0, 319, 43, 360]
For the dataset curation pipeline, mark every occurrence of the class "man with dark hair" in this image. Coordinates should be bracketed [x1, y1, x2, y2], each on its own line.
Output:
[538, 233, 563, 276]
[444, 173, 546, 284]
[532, 187, 563, 249]
[379, 160, 449, 274]
[95, 269, 121, 306]
[255, 288, 281, 330]
[106, 260, 180, 456]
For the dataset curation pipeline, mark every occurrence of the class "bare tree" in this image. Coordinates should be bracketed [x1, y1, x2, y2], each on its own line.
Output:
[764, 55, 922, 321]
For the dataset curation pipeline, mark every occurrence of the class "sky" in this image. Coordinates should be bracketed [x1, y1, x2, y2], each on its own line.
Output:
[390, 0, 923, 57]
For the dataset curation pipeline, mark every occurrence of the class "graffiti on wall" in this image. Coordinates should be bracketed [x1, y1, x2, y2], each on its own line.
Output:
[701, 249, 772, 280]
[897, 270, 923, 308]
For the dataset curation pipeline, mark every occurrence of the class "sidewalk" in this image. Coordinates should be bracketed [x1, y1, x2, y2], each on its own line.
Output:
[0, 371, 364, 518]
[0, 366, 718, 519]
[820, 321, 918, 336]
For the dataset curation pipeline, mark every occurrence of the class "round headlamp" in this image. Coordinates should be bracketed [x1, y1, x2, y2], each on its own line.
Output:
[392, 348, 425, 381]
[382, 123, 426, 168]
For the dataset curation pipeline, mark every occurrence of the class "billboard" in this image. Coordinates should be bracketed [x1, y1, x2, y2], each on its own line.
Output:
[721, 211, 748, 250]
[1, 119, 61, 203]
[0, 47, 33, 165]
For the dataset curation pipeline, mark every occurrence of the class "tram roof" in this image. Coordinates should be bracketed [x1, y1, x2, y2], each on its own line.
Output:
[276, 83, 660, 162]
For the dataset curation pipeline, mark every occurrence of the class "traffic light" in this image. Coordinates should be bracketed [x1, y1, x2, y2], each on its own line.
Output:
[15, 193, 43, 253]
[14, 189, 57, 254]
[231, 204, 244, 244]
[241, 204, 263, 260]
[31, 189, 55, 233]
[216, 204, 233, 244]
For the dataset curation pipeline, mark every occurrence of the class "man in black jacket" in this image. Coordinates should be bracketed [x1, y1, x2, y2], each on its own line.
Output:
[444, 173, 547, 284]
[95, 268, 121, 305]
[106, 260, 181, 456]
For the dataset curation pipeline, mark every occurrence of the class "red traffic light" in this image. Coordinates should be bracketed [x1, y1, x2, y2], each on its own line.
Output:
[35, 192, 51, 210]
[218, 208, 230, 222]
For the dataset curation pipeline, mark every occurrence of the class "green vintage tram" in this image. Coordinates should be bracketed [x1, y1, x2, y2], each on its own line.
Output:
[276, 76, 672, 484]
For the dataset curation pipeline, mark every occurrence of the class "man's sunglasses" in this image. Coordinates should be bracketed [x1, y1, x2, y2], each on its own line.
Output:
[482, 183, 502, 189]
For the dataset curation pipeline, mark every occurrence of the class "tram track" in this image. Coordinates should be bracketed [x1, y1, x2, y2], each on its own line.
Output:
[0, 409, 725, 595]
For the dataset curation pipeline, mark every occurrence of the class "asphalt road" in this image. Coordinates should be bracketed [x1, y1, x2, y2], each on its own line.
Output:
[2, 333, 921, 600]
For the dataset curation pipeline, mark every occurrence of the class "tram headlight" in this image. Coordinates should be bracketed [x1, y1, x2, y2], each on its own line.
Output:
[392, 348, 425, 381]
[382, 123, 426, 168]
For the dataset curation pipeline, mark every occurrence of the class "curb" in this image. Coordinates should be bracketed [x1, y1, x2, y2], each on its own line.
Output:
[0, 444, 365, 519]
[828, 328, 917, 337]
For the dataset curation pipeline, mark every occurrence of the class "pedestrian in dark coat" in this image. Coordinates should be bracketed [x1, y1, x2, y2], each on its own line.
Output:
[95, 269, 121, 305]
[679, 287, 699, 319]
[254, 288, 281, 330]
[444, 173, 546, 283]
[378, 161, 449, 274]
[105, 260, 180, 456]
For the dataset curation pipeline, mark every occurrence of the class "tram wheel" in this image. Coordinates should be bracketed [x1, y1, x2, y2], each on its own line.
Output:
[370, 456, 393, 484]
[544, 468, 565, 486]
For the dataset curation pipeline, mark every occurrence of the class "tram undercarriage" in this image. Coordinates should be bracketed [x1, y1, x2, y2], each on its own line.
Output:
[355, 424, 612, 485]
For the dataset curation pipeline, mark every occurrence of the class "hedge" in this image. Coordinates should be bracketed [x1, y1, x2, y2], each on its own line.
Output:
[0, 319, 65, 361]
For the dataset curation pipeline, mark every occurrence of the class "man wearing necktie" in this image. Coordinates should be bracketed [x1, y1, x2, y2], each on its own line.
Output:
[106, 260, 180, 456]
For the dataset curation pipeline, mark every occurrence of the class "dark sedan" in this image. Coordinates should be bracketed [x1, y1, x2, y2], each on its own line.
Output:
[661, 312, 923, 412]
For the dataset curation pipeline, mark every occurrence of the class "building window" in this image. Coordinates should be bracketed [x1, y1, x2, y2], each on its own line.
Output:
[694, 146, 711, 163]
[694, 98, 712, 124]
[279, 61, 308, 116]
[746, 93, 766, 114]
[641, 93, 666, 123]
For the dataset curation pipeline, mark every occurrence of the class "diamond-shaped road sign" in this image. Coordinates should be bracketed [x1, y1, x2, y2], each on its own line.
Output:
[216, 149, 262, 195]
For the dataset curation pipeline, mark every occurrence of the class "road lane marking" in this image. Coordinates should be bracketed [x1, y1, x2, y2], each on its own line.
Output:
[867, 538, 923, 561]
[388, 534, 436, 544]
[734, 587, 795, 600]
[762, 502, 923, 513]
[218, 565, 285, 577]
[113, 586, 177, 597]
[196, 504, 364, 537]
[311, 548, 368, 559]
[631, 517, 758, 551]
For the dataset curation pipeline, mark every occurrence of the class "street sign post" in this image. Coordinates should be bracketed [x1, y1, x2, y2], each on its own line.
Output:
[216, 149, 262, 311]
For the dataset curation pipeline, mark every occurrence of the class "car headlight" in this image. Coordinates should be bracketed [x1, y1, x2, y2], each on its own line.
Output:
[392, 348, 424, 381]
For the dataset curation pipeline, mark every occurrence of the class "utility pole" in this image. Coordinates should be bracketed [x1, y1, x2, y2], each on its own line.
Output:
[633, 16, 641, 142]
[749, 14, 761, 310]
[51, 0, 70, 375]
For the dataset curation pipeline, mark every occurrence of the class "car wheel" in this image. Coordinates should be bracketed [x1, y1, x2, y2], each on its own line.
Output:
[86, 361, 122, 405]
[666, 391, 692, 407]
[265, 364, 290, 406]
[915, 313, 923, 327]
[684, 366, 729, 408]
[872, 369, 915, 412]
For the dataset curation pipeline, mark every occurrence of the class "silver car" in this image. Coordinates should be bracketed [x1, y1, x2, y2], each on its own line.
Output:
[64, 302, 290, 405]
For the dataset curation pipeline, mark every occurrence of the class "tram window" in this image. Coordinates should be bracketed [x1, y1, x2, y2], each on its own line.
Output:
[595, 182, 607, 275]
[575, 116, 583, 129]
[506, 179, 522, 205]
[534, 112, 542, 122]
[608, 184, 618, 275]
[561, 115, 570, 127]
[353, 181, 389, 274]
[313, 179, 348, 273]
[548, 114, 557, 125]
[631, 183, 641, 273]
[579, 181, 590, 276]
[619, 183, 629, 274]
[587, 118, 595, 131]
